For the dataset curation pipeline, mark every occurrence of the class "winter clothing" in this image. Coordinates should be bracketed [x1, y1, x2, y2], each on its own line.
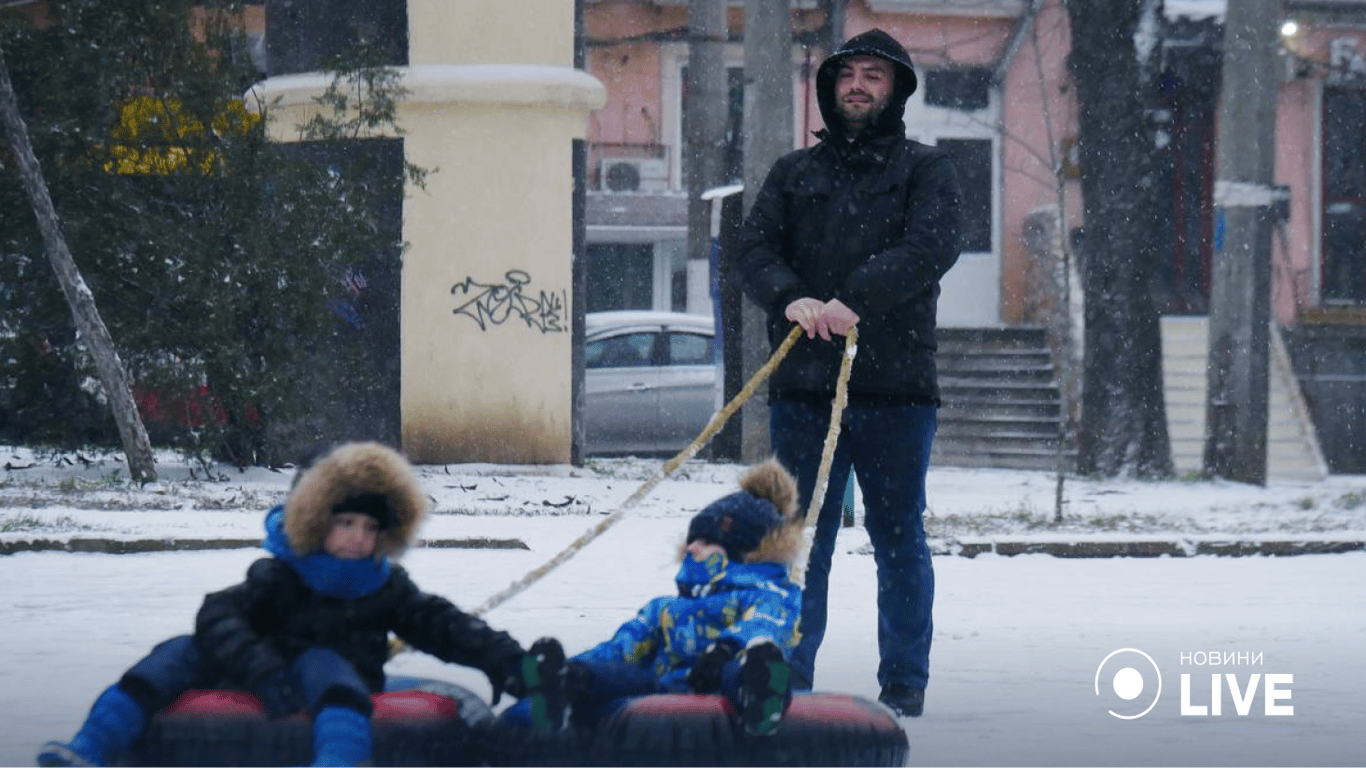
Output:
[815, 28, 918, 142]
[255, 665, 303, 720]
[774, 400, 937, 692]
[198, 443, 522, 698]
[508, 461, 804, 735]
[285, 441, 427, 559]
[518, 637, 569, 732]
[737, 640, 793, 736]
[686, 491, 783, 562]
[575, 553, 801, 691]
[37, 685, 145, 767]
[879, 682, 926, 718]
[311, 706, 373, 767]
[685, 639, 738, 693]
[332, 490, 397, 530]
[41, 442, 529, 768]
[495, 462, 802, 735]
[735, 28, 958, 701]
[737, 28, 961, 406]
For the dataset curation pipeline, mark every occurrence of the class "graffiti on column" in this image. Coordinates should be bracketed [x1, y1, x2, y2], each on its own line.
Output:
[451, 269, 568, 332]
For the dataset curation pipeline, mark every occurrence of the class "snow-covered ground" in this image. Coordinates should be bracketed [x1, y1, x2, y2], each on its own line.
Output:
[2, 446, 1365, 766]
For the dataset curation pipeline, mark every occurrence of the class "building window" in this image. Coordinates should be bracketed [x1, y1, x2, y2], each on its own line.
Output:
[937, 138, 992, 253]
[924, 67, 993, 111]
[586, 243, 653, 311]
[905, 68, 999, 256]
[1322, 87, 1366, 304]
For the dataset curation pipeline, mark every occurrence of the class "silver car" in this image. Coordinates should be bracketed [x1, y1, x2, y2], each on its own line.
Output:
[584, 310, 719, 455]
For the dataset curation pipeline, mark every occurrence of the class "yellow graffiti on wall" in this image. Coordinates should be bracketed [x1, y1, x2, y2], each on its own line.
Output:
[106, 96, 260, 175]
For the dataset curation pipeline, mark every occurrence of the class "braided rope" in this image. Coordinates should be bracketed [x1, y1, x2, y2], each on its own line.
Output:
[469, 325, 806, 617]
[802, 327, 858, 527]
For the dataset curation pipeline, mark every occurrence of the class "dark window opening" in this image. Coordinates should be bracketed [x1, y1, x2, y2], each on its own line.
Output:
[924, 68, 992, 112]
[586, 243, 654, 311]
[937, 138, 992, 253]
[1322, 87, 1366, 303]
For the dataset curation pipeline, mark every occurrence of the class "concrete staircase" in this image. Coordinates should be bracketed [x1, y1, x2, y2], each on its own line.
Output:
[934, 327, 1073, 471]
[932, 320, 1327, 479]
[1160, 316, 1328, 481]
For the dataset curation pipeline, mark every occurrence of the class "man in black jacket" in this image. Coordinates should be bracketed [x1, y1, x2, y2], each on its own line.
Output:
[735, 27, 962, 718]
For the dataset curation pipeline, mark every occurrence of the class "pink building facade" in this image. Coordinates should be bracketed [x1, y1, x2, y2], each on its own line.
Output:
[581, 0, 1366, 329]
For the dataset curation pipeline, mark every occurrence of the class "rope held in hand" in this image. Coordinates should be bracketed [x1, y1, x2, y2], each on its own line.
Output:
[468, 324, 806, 618]
[803, 326, 858, 527]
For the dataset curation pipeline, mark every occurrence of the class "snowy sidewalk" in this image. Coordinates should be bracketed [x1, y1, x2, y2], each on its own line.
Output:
[4, 447, 1365, 767]
[3, 448, 1365, 558]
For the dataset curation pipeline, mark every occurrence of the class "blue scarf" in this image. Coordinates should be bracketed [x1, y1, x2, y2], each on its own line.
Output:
[262, 506, 391, 598]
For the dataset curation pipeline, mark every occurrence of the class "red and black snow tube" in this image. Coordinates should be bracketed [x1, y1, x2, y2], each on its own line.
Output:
[122, 677, 492, 767]
[486, 691, 908, 767]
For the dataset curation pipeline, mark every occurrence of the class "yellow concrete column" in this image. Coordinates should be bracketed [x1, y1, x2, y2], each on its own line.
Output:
[250, 1, 604, 464]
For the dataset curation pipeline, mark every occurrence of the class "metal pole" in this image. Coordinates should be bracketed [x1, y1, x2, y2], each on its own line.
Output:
[686, 0, 728, 316]
[1204, 0, 1280, 485]
[740, 0, 792, 461]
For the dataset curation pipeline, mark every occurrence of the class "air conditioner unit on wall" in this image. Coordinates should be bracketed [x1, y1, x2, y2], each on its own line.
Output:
[600, 157, 670, 192]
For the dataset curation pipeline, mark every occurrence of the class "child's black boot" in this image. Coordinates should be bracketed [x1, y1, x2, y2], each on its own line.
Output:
[521, 637, 567, 732]
[737, 640, 792, 737]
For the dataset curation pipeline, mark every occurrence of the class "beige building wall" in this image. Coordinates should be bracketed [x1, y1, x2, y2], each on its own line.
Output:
[253, 1, 604, 464]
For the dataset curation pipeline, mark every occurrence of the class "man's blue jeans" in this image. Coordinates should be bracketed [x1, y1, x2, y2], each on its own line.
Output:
[770, 398, 936, 692]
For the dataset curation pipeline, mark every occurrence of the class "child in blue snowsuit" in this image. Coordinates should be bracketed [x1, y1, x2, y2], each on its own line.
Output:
[38, 442, 553, 767]
[511, 458, 805, 737]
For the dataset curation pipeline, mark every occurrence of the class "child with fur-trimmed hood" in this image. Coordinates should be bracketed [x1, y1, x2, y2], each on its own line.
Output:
[39, 442, 552, 768]
[505, 459, 805, 738]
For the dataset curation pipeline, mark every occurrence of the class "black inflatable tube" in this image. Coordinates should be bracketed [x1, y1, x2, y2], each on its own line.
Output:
[121, 677, 492, 767]
[487, 691, 909, 767]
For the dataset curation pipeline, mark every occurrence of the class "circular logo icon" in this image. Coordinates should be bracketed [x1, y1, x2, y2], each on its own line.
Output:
[1094, 648, 1162, 719]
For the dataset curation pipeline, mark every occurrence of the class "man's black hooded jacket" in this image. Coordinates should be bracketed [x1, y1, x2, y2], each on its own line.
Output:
[736, 28, 963, 406]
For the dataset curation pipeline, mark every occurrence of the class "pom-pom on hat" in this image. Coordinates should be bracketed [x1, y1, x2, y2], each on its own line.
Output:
[682, 458, 803, 568]
[688, 491, 783, 562]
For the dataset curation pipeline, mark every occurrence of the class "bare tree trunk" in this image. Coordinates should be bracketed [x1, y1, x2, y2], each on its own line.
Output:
[1064, 0, 1174, 478]
[0, 39, 157, 482]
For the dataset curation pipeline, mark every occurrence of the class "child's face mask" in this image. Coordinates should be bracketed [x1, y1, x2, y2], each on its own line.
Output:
[676, 547, 729, 594]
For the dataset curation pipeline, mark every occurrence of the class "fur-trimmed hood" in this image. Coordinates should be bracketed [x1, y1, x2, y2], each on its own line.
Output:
[679, 458, 804, 574]
[284, 442, 428, 559]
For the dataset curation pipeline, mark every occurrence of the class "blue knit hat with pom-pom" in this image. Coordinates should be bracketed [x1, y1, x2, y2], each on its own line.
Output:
[687, 491, 783, 561]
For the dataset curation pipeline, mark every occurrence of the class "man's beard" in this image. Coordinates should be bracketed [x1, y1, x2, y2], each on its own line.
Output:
[839, 101, 885, 134]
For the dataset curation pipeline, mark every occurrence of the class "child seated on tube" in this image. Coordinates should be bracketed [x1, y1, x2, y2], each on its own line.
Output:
[505, 458, 804, 738]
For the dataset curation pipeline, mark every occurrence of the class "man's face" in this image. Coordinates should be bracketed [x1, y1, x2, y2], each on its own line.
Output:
[834, 54, 896, 135]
